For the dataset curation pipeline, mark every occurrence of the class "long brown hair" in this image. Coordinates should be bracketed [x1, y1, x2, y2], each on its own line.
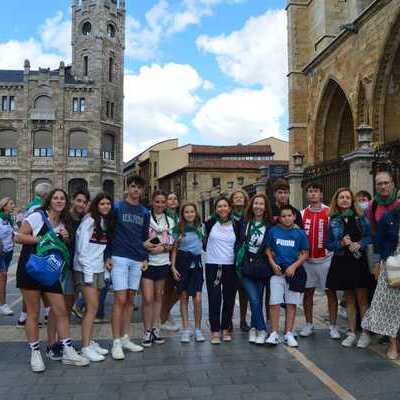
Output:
[40, 188, 73, 236]
[245, 194, 272, 224]
[329, 187, 362, 217]
[230, 189, 249, 210]
[89, 192, 116, 240]
[177, 203, 202, 238]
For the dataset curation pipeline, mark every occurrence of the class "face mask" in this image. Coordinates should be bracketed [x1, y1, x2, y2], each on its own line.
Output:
[358, 201, 369, 211]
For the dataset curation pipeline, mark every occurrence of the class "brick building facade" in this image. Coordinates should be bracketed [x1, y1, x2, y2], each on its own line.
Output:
[0, 0, 125, 206]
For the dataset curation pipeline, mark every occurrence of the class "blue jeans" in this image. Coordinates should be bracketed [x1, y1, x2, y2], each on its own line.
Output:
[242, 277, 267, 331]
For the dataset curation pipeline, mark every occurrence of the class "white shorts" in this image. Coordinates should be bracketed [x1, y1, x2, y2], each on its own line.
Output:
[269, 275, 301, 305]
[303, 257, 332, 290]
[111, 256, 143, 291]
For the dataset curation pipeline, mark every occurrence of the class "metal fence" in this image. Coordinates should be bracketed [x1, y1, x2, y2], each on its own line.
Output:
[302, 158, 350, 207]
[372, 140, 400, 187]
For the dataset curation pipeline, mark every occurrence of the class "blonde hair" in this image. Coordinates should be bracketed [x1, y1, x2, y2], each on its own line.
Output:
[0, 197, 12, 211]
[329, 187, 362, 217]
[229, 189, 249, 209]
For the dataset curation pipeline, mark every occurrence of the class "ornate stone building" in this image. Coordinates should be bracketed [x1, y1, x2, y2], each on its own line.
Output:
[0, 0, 125, 206]
[288, 0, 400, 207]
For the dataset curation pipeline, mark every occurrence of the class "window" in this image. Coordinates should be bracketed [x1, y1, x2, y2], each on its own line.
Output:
[102, 133, 115, 160]
[82, 21, 92, 36]
[83, 56, 88, 77]
[153, 161, 158, 178]
[69, 131, 88, 158]
[1, 96, 8, 112]
[0, 130, 17, 157]
[33, 130, 53, 157]
[72, 97, 85, 112]
[68, 179, 88, 198]
[9, 96, 15, 111]
[107, 24, 116, 38]
[103, 180, 115, 200]
[108, 57, 113, 82]
[106, 101, 110, 117]
[237, 176, 244, 185]
[0, 178, 16, 201]
[212, 177, 221, 187]
[110, 103, 114, 119]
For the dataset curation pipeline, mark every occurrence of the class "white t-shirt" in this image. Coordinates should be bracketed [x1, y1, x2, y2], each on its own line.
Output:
[206, 221, 236, 265]
[24, 212, 65, 237]
[148, 213, 175, 266]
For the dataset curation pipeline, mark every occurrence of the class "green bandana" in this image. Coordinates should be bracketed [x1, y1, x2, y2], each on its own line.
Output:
[232, 209, 244, 221]
[0, 211, 14, 227]
[331, 209, 355, 219]
[374, 188, 398, 206]
[173, 223, 203, 240]
[211, 213, 232, 225]
[246, 221, 264, 242]
[166, 209, 179, 225]
[26, 196, 42, 211]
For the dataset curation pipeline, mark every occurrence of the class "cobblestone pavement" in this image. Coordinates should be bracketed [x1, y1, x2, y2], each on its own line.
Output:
[1, 258, 400, 400]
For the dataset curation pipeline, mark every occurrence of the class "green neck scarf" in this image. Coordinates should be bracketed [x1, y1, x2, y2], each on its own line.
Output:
[331, 209, 355, 219]
[0, 211, 15, 227]
[374, 188, 398, 206]
[212, 213, 232, 225]
[232, 209, 244, 220]
[166, 208, 179, 224]
[26, 196, 42, 211]
[247, 221, 265, 241]
[173, 223, 203, 240]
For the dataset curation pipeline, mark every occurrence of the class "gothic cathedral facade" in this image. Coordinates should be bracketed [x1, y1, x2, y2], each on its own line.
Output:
[0, 0, 125, 206]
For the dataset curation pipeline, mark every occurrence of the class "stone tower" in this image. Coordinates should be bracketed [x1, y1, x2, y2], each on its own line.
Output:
[71, 0, 126, 198]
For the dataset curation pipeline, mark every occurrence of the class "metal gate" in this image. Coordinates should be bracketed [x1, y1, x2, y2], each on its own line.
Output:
[302, 158, 350, 207]
[372, 140, 400, 186]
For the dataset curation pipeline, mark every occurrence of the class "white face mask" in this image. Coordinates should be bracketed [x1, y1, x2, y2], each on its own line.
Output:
[358, 201, 369, 211]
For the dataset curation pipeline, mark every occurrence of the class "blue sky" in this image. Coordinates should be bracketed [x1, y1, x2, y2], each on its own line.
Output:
[0, 0, 288, 160]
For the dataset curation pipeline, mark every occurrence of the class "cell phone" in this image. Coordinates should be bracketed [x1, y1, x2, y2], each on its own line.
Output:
[150, 237, 161, 245]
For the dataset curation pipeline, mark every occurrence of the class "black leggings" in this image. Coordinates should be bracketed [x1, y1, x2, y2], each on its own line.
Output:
[206, 264, 238, 332]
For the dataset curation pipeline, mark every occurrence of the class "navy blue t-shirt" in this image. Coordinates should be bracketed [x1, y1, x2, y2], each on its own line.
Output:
[268, 225, 309, 267]
[111, 201, 150, 262]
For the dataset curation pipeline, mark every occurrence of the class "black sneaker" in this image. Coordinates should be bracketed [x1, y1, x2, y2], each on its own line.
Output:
[16, 319, 26, 329]
[240, 321, 250, 332]
[46, 342, 63, 361]
[142, 330, 152, 348]
[151, 328, 165, 345]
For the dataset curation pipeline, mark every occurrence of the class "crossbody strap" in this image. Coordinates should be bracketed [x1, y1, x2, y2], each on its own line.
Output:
[37, 210, 57, 236]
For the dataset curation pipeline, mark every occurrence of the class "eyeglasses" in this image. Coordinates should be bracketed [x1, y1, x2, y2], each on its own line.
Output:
[376, 181, 392, 187]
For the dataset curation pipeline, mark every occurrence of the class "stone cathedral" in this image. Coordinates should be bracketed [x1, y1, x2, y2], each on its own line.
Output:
[0, 0, 126, 206]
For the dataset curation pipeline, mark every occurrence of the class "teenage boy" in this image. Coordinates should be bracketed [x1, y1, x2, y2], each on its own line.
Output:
[266, 205, 309, 347]
[270, 179, 303, 228]
[299, 184, 340, 339]
[108, 175, 149, 360]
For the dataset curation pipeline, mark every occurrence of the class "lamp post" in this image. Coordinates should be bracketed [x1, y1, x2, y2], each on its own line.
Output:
[356, 123, 373, 150]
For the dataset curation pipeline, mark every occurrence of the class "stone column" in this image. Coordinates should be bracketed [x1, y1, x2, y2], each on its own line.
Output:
[288, 169, 304, 210]
[343, 124, 374, 195]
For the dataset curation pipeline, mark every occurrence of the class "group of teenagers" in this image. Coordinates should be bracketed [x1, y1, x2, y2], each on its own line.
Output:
[1, 170, 400, 374]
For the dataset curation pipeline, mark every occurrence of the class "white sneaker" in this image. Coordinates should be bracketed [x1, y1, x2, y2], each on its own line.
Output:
[357, 333, 370, 349]
[248, 328, 257, 344]
[266, 331, 281, 345]
[300, 324, 314, 337]
[161, 317, 180, 332]
[30, 350, 46, 373]
[255, 330, 266, 345]
[341, 333, 357, 348]
[194, 329, 205, 343]
[121, 334, 143, 352]
[82, 346, 105, 362]
[329, 325, 341, 340]
[0, 304, 14, 316]
[180, 329, 192, 343]
[111, 339, 125, 360]
[90, 340, 109, 356]
[284, 332, 298, 347]
[62, 345, 90, 367]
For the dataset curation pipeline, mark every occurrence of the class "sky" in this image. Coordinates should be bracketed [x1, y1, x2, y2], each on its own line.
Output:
[0, 0, 288, 161]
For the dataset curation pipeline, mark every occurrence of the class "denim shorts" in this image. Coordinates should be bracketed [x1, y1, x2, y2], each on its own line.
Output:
[0, 251, 13, 272]
[111, 256, 143, 291]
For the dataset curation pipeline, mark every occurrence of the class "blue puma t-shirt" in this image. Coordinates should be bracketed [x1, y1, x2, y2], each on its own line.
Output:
[268, 225, 309, 267]
[111, 201, 150, 262]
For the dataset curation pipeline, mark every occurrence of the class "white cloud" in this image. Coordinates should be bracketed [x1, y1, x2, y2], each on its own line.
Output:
[197, 9, 287, 98]
[0, 12, 71, 70]
[123, 63, 206, 160]
[193, 9, 288, 143]
[193, 87, 284, 143]
[126, 0, 245, 60]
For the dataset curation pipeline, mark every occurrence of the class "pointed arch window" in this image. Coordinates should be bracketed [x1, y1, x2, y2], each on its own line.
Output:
[82, 21, 92, 36]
